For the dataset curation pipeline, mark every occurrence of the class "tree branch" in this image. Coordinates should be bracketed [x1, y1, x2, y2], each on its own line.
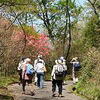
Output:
[65, 0, 72, 60]
[0, 1, 35, 7]
[87, 0, 99, 16]
[7, 7, 27, 54]
[6, 12, 23, 30]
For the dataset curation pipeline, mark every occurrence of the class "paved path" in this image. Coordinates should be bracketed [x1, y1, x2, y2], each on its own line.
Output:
[8, 81, 86, 100]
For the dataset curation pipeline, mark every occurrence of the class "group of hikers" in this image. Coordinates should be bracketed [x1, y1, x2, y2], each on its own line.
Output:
[17, 54, 80, 97]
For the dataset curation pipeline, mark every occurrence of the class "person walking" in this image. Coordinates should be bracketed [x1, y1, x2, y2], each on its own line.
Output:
[17, 57, 26, 85]
[34, 55, 46, 88]
[51, 59, 65, 97]
[22, 58, 35, 96]
[70, 57, 80, 83]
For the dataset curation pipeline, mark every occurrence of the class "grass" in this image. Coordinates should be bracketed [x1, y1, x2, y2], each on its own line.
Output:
[45, 73, 51, 81]
[0, 75, 18, 100]
[0, 94, 14, 100]
[0, 76, 18, 87]
[68, 83, 88, 100]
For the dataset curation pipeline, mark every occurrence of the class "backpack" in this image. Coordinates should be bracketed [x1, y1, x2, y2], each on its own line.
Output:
[73, 62, 80, 68]
[36, 59, 45, 65]
[26, 64, 35, 75]
[55, 64, 64, 78]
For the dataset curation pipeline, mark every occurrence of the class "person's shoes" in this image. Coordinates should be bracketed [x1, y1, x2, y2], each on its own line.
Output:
[30, 92, 35, 96]
[34, 82, 37, 86]
[58, 94, 64, 97]
[18, 82, 21, 85]
[52, 93, 56, 97]
[22, 91, 25, 94]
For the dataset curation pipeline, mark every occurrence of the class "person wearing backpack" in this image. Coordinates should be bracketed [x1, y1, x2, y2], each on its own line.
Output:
[17, 57, 26, 85]
[51, 59, 65, 97]
[22, 58, 35, 96]
[34, 55, 44, 85]
[34, 55, 46, 88]
[70, 57, 80, 83]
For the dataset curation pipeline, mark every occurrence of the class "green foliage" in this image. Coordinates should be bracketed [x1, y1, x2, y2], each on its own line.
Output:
[11, 0, 35, 12]
[70, 12, 100, 99]
[76, 47, 100, 100]
[83, 15, 100, 48]
[0, 95, 13, 100]
[0, 76, 18, 87]
[0, 76, 15, 100]
[1, 0, 83, 59]
[21, 25, 37, 35]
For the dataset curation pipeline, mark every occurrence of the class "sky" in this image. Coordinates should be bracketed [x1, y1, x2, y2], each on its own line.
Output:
[76, 0, 86, 6]
[56, 0, 86, 6]
[34, 0, 87, 33]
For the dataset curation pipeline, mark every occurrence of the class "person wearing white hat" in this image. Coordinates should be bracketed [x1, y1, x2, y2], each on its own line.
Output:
[22, 58, 35, 96]
[51, 59, 65, 97]
[70, 57, 80, 83]
[34, 55, 46, 88]
[17, 57, 26, 85]
[34, 55, 45, 85]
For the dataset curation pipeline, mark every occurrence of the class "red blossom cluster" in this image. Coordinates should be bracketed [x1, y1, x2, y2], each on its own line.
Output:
[26, 33, 51, 57]
[11, 29, 51, 57]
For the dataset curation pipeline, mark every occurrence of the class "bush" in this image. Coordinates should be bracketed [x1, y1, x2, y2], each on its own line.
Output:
[76, 47, 100, 100]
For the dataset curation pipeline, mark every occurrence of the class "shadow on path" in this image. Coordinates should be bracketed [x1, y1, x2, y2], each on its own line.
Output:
[8, 81, 86, 100]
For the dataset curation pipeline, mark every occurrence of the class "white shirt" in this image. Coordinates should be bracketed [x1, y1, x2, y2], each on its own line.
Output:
[51, 64, 66, 80]
[17, 61, 24, 70]
[51, 65, 58, 80]
[34, 58, 45, 73]
[34, 63, 46, 73]
[34, 58, 45, 67]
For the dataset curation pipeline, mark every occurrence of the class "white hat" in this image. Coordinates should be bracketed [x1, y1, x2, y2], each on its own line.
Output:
[38, 54, 42, 58]
[72, 57, 78, 61]
[55, 60, 58, 64]
[57, 59, 62, 64]
[60, 56, 66, 62]
[24, 58, 31, 63]
[60, 56, 64, 60]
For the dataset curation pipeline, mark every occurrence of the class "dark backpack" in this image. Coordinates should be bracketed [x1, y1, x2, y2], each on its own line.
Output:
[73, 62, 80, 68]
[73, 62, 81, 71]
[36, 59, 45, 65]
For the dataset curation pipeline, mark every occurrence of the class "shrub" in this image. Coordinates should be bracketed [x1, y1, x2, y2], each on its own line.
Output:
[76, 47, 100, 100]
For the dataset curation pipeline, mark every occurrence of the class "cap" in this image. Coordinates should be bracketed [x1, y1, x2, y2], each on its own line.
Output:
[60, 56, 64, 60]
[24, 58, 31, 63]
[57, 59, 63, 64]
[38, 54, 42, 58]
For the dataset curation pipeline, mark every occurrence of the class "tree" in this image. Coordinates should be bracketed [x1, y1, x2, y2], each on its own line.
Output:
[87, 0, 100, 16]
[11, 26, 51, 58]
[0, 16, 51, 76]
[0, 0, 82, 59]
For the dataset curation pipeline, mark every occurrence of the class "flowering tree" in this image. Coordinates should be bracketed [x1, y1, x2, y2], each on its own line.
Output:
[0, 17, 51, 76]
[11, 26, 51, 58]
[26, 33, 51, 57]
